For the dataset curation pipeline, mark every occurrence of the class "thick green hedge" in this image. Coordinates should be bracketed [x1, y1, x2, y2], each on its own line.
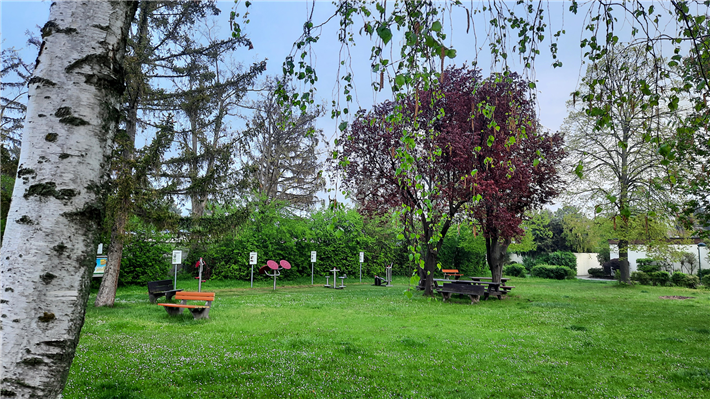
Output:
[503, 263, 526, 277]
[531, 264, 575, 280]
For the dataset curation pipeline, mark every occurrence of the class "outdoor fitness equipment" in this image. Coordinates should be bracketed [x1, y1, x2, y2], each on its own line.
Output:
[194, 258, 211, 292]
[259, 259, 291, 290]
[374, 263, 393, 287]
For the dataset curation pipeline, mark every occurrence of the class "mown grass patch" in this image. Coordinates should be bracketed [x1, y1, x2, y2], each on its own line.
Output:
[65, 277, 710, 398]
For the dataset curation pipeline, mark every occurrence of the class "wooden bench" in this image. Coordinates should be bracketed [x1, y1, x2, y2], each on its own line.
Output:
[158, 291, 215, 320]
[436, 282, 485, 304]
[441, 269, 463, 279]
[147, 279, 182, 304]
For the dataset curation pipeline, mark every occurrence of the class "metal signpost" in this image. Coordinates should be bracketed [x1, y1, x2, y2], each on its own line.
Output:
[359, 251, 364, 282]
[249, 252, 258, 288]
[171, 250, 182, 290]
[311, 251, 317, 285]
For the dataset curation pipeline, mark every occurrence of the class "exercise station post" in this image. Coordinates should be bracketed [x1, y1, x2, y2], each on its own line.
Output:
[311, 251, 316, 285]
[249, 252, 257, 288]
[171, 250, 182, 290]
[359, 251, 364, 283]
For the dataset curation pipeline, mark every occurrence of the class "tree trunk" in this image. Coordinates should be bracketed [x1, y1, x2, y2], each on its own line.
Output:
[618, 238, 630, 282]
[0, 2, 136, 398]
[95, 0, 152, 308]
[486, 234, 511, 283]
[421, 244, 438, 296]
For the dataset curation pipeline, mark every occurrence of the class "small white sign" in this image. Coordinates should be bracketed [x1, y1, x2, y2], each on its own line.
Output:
[311, 251, 317, 263]
[171, 250, 182, 265]
[249, 252, 258, 265]
[360, 251, 364, 263]
[97, 243, 103, 254]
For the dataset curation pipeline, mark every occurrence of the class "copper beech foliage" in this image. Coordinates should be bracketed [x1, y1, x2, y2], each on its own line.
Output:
[337, 66, 565, 284]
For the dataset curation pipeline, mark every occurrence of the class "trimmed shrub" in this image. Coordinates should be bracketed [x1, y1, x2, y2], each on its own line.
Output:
[651, 271, 671, 286]
[698, 269, 710, 281]
[603, 258, 622, 276]
[637, 258, 660, 274]
[686, 275, 700, 289]
[523, 255, 546, 272]
[547, 251, 577, 269]
[531, 264, 576, 280]
[503, 263, 526, 278]
[631, 271, 651, 285]
[671, 272, 688, 287]
[702, 274, 710, 287]
[588, 267, 606, 278]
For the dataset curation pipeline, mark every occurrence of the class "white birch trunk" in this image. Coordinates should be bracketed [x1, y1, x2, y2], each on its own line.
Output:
[0, 2, 136, 398]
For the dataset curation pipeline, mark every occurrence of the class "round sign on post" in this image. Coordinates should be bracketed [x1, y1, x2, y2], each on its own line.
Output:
[249, 252, 257, 288]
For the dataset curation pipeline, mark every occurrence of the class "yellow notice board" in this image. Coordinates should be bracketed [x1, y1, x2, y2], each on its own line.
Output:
[94, 256, 107, 276]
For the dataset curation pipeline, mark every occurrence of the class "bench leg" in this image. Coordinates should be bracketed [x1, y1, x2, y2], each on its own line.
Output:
[441, 293, 450, 302]
[468, 294, 480, 304]
[165, 291, 177, 301]
[149, 293, 158, 304]
[164, 306, 182, 316]
[190, 308, 210, 320]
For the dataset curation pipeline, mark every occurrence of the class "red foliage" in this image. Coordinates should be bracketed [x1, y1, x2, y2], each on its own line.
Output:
[336, 66, 564, 286]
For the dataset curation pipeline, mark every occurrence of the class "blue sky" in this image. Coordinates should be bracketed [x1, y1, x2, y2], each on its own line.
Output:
[1, 1, 588, 134]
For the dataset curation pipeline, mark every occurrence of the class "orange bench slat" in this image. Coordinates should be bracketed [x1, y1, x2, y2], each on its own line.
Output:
[175, 292, 215, 300]
[158, 303, 208, 309]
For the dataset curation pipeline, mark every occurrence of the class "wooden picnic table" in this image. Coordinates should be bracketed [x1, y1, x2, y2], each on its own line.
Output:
[433, 278, 506, 300]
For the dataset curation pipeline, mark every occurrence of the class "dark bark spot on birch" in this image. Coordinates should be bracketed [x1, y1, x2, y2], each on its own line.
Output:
[38, 312, 55, 322]
[51, 243, 67, 255]
[0, 389, 17, 396]
[54, 107, 72, 118]
[12, 319, 20, 323]
[16, 215, 35, 225]
[45, 133, 58, 142]
[59, 116, 90, 126]
[63, 201, 104, 227]
[59, 153, 71, 160]
[39, 339, 71, 349]
[21, 357, 45, 367]
[91, 24, 110, 31]
[17, 167, 36, 178]
[24, 182, 78, 201]
[5, 287, 14, 292]
[28, 76, 57, 87]
[65, 54, 112, 73]
[0, 299, 7, 304]
[41, 20, 78, 38]
[38, 156, 49, 164]
[40, 272, 57, 284]
[38, 114, 46, 117]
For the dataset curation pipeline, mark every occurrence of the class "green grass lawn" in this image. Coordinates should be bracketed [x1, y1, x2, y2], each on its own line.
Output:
[65, 277, 710, 398]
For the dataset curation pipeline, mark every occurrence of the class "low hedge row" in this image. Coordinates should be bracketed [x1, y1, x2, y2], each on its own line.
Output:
[630, 271, 701, 288]
[531, 264, 576, 280]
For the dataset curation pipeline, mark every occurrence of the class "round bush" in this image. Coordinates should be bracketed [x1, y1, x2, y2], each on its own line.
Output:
[503, 263, 526, 278]
[685, 275, 700, 289]
[637, 258, 660, 274]
[702, 274, 710, 287]
[531, 264, 575, 280]
[588, 267, 606, 278]
[671, 272, 688, 287]
[631, 271, 651, 285]
[651, 271, 671, 286]
[547, 251, 577, 269]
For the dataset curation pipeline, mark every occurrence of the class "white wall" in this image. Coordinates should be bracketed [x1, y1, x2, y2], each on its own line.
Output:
[609, 244, 709, 273]
[574, 253, 601, 276]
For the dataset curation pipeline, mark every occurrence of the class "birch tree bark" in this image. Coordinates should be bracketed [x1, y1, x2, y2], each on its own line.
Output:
[0, 2, 136, 398]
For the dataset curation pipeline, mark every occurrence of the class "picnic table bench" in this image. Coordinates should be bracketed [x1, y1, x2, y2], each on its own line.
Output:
[434, 278, 512, 301]
[436, 282, 485, 304]
[147, 279, 182, 304]
[441, 269, 463, 279]
[158, 291, 215, 320]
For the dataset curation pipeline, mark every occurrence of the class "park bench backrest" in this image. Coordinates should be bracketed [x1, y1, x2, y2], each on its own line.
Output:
[442, 269, 459, 273]
[148, 280, 173, 294]
[175, 292, 215, 302]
